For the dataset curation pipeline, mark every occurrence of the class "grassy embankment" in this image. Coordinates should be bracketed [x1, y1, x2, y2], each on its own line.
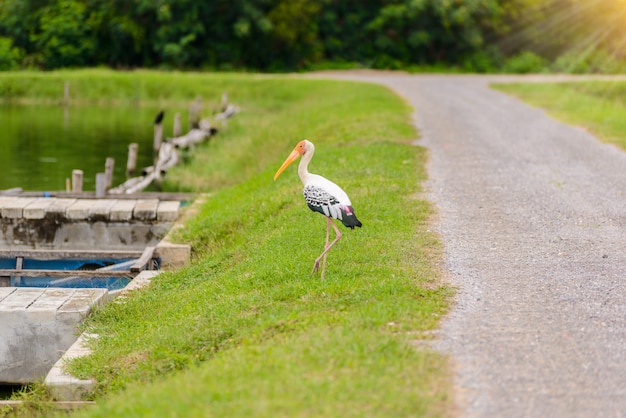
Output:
[0, 69, 452, 417]
[494, 81, 626, 150]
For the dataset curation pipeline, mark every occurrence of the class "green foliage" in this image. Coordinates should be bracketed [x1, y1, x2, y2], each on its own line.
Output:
[502, 50, 548, 73]
[30, 0, 95, 69]
[0, 36, 22, 70]
[266, 0, 323, 69]
[462, 48, 502, 73]
[2, 0, 625, 73]
[551, 49, 626, 74]
[0, 0, 543, 71]
[368, 0, 507, 66]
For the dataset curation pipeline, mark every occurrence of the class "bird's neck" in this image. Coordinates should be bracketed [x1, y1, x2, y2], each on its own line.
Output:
[298, 148, 314, 185]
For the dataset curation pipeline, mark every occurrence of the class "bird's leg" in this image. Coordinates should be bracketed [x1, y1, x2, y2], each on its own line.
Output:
[312, 217, 331, 276]
[312, 217, 342, 279]
[321, 217, 331, 278]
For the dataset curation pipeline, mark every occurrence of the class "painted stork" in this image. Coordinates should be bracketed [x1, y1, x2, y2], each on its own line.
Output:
[274, 140, 362, 279]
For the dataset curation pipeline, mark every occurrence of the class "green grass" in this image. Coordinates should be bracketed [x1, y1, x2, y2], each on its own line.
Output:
[0, 70, 452, 417]
[493, 81, 626, 150]
[0, 69, 250, 106]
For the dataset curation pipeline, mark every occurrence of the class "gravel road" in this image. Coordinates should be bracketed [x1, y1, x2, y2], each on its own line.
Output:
[313, 72, 626, 417]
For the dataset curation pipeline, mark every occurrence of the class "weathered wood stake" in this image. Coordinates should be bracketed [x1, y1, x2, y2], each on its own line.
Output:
[63, 82, 70, 105]
[71, 170, 83, 193]
[126, 143, 138, 175]
[153, 123, 163, 154]
[173, 113, 181, 137]
[104, 158, 115, 191]
[188, 103, 196, 130]
[221, 92, 228, 111]
[95, 173, 106, 198]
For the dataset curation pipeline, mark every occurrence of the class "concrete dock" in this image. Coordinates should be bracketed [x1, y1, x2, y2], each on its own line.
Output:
[0, 196, 190, 384]
[0, 197, 180, 250]
[0, 195, 192, 385]
[0, 196, 179, 222]
[0, 287, 107, 384]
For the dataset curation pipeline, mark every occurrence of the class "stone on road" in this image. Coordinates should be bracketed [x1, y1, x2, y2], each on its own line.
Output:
[316, 72, 626, 417]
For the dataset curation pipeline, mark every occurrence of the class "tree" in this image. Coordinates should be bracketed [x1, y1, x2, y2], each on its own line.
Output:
[29, 0, 95, 68]
[0, 36, 22, 70]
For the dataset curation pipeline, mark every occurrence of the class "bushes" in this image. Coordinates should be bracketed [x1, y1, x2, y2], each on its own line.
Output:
[551, 50, 626, 74]
[0, 37, 21, 70]
[502, 51, 548, 73]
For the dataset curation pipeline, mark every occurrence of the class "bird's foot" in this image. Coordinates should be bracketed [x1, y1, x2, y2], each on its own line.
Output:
[311, 258, 326, 280]
[311, 260, 321, 276]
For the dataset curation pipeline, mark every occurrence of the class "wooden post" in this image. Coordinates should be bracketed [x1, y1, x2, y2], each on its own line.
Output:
[126, 143, 138, 175]
[221, 92, 228, 111]
[154, 123, 163, 154]
[72, 170, 83, 193]
[95, 173, 106, 198]
[63, 82, 70, 105]
[173, 113, 181, 137]
[195, 96, 202, 115]
[153, 124, 163, 171]
[189, 102, 196, 130]
[104, 157, 115, 191]
[65, 178, 71, 192]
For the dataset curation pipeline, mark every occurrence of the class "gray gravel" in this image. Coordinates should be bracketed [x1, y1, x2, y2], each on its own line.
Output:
[312, 73, 626, 417]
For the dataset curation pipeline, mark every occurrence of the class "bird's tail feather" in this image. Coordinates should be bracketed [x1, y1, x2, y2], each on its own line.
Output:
[341, 206, 362, 229]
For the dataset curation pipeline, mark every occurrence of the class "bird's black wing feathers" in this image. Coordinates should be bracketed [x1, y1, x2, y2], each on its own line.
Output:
[303, 185, 362, 229]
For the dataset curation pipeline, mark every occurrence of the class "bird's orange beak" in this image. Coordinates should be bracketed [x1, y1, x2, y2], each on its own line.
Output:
[273, 148, 301, 180]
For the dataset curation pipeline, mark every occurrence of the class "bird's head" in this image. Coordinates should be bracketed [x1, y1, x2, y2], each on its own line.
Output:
[273, 140, 313, 180]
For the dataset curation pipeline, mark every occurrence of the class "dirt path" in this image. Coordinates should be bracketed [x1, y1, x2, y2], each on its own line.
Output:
[312, 72, 626, 417]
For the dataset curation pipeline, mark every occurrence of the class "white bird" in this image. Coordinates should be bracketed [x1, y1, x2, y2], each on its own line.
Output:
[274, 140, 362, 279]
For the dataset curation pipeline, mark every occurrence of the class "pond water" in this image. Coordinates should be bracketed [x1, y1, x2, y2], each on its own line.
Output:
[0, 104, 181, 191]
[0, 257, 135, 290]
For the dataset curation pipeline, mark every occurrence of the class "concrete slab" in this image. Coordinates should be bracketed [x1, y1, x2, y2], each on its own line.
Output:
[44, 221, 170, 251]
[66, 200, 98, 220]
[133, 199, 159, 220]
[0, 287, 43, 309]
[58, 289, 106, 316]
[29, 289, 73, 311]
[0, 197, 17, 215]
[0, 287, 17, 302]
[155, 240, 190, 269]
[1, 198, 37, 219]
[45, 271, 157, 400]
[1, 197, 181, 250]
[23, 198, 57, 219]
[45, 333, 96, 401]
[0, 287, 107, 384]
[46, 199, 77, 216]
[157, 201, 179, 221]
[124, 270, 158, 293]
[109, 199, 137, 221]
[88, 199, 117, 219]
